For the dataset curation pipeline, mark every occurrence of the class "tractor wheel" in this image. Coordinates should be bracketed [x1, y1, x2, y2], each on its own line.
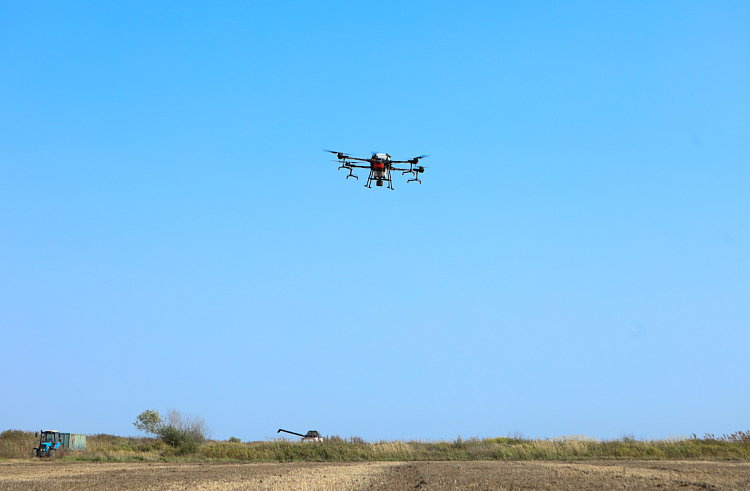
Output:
[48, 449, 55, 458]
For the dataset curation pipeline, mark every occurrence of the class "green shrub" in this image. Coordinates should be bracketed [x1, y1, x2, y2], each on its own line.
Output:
[133, 408, 211, 453]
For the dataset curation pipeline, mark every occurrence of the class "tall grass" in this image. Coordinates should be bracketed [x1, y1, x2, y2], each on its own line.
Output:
[0, 430, 36, 459]
[198, 433, 750, 462]
[2, 430, 749, 462]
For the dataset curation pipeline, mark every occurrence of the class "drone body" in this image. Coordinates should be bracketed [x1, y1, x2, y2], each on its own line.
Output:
[326, 150, 426, 190]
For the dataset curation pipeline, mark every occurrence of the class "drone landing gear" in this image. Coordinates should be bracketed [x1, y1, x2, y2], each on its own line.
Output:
[402, 165, 422, 184]
[338, 162, 358, 180]
[365, 169, 394, 190]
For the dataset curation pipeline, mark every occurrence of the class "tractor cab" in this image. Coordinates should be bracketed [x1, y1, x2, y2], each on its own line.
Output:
[302, 430, 323, 442]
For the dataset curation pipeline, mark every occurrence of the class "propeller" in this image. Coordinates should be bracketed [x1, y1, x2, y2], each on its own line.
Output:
[324, 149, 349, 160]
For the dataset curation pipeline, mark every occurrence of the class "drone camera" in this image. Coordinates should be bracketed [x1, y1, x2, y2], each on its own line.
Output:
[376, 180, 383, 187]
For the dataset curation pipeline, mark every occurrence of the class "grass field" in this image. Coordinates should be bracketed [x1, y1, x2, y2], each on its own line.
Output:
[2, 430, 749, 463]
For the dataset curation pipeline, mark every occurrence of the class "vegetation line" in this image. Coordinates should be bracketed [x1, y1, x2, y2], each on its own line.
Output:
[2, 430, 749, 462]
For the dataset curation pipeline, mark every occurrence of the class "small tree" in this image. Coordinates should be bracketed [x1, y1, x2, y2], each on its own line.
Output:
[133, 409, 164, 437]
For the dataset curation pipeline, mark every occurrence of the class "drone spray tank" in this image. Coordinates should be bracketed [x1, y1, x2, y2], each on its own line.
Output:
[372, 153, 389, 186]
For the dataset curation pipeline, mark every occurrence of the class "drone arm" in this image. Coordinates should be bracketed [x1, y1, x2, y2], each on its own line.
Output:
[325, 150, 371, 163]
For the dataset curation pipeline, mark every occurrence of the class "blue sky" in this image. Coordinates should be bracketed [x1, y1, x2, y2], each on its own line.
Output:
[2, 1, 748, 442]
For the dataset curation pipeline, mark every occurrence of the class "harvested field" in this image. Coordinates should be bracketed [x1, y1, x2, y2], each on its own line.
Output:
[1, 460, 749, 490]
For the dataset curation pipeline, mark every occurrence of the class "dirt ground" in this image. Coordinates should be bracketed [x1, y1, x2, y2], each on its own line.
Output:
[0, 460, 748, 490]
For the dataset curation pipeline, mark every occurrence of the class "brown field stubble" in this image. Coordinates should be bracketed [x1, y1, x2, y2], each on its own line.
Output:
[1, 460, 749, 490]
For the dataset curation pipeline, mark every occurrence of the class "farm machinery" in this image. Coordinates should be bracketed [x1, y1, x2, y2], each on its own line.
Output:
[277, 429, 323, 442]
[33, 430, 86, 457]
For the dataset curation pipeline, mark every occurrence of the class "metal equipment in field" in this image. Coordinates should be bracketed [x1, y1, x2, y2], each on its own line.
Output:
[33, 430, 86, 457]
[277, 429, 323, 442]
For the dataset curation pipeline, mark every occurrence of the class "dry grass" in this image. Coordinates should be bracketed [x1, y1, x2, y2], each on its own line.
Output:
[3, 430, 750, 463]
[0, 431, 35, 459]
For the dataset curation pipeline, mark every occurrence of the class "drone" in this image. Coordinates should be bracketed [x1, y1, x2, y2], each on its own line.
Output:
[326, 150, 427, 190]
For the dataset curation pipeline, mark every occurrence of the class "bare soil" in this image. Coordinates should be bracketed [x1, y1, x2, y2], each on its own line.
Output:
[0, 460, 748, 490]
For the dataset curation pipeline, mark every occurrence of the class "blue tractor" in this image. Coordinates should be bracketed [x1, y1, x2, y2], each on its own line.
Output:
[34, 430, 63, 458]
[33, 430, 85, 457]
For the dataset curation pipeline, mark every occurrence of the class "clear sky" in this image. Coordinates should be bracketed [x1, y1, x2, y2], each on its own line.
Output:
[2, 1, 748, 442]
